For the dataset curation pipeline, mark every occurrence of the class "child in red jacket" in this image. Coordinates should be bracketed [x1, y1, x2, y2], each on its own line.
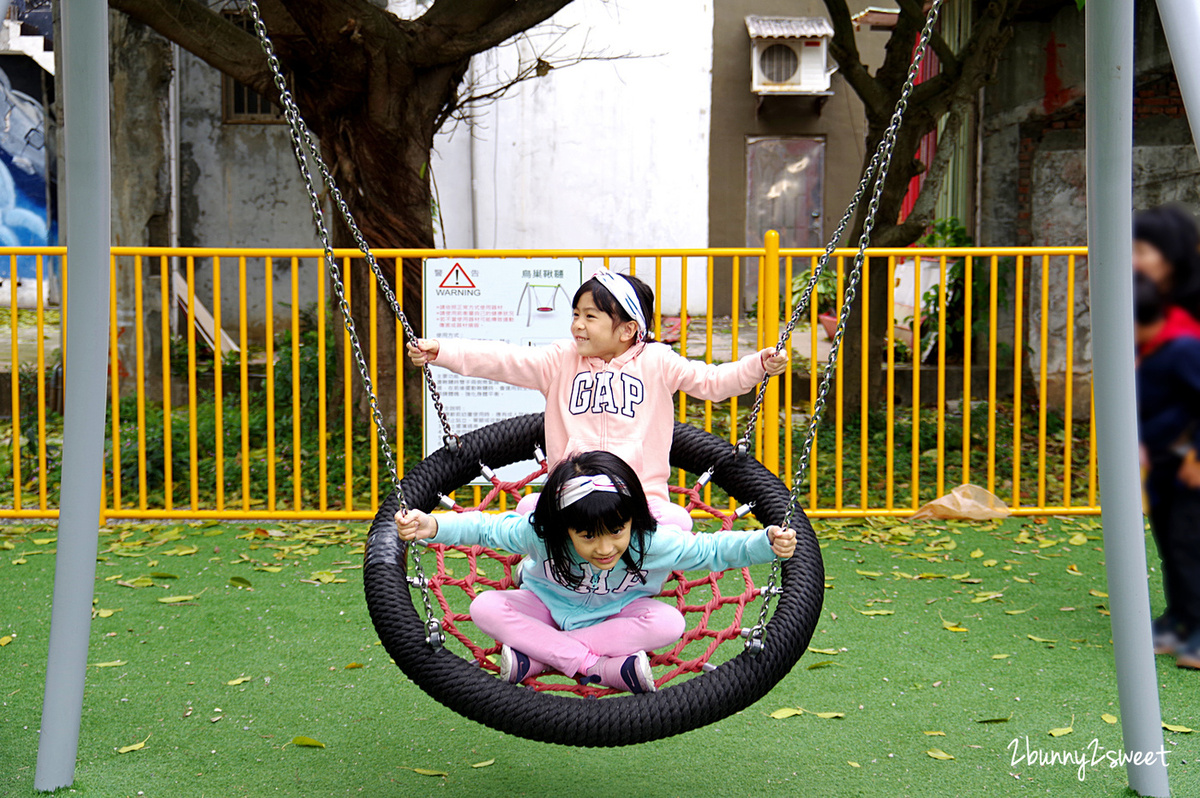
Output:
[1135, 272, 1200, 669]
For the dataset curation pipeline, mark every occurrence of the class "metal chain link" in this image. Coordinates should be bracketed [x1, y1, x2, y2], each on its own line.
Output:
[742, 0, 945, 654]
[246, 0, 445, 645]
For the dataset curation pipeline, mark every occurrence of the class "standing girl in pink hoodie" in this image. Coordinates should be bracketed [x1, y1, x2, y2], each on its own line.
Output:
[408, 271, 789, 529]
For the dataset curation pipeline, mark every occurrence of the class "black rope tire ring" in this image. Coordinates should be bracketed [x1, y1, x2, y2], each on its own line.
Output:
[364, 413, 825, 747]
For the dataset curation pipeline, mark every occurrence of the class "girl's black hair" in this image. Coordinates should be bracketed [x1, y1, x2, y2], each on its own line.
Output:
[572, 273, 661, 344]
[1135, 204, 1200, 317]
[532, 450, 657, 591]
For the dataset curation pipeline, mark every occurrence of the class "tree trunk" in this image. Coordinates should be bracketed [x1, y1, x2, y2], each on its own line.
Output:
[838, 123, 927, 420]
[308, 81, 454, 440]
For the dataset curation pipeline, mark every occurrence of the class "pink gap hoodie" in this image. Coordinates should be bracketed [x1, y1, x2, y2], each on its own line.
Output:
[432, 339, 770, 504]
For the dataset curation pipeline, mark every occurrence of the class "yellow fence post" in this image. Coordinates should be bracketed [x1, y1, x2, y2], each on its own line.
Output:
[763, 231, 780, 476]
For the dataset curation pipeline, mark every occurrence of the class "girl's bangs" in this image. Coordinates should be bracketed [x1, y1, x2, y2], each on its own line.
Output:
[573, 278, 626, 322]
[557, 490, 631, 535]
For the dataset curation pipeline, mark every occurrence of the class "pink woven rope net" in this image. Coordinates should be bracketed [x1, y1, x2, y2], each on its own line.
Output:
[415, 461, 762, 697]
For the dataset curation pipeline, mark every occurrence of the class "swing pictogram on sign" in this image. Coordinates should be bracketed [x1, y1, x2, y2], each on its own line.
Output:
[439, 263, 477, 289]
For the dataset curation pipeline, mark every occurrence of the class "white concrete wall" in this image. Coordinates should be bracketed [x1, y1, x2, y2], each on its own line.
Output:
[426, 0, 714, 314]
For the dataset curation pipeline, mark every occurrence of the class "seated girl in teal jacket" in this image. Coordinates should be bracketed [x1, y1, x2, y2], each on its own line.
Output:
[396, 450, 796, 693]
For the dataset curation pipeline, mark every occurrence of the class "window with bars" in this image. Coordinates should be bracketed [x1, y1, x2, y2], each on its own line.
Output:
[221, 11, 284, 124]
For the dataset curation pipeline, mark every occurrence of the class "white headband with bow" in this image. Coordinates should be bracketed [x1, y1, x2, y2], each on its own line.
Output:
[593, 270, 647, 342]
[557, 474, 625, 508]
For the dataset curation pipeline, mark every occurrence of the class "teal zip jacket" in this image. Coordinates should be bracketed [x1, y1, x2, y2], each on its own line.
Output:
[430, 511, 776, 631]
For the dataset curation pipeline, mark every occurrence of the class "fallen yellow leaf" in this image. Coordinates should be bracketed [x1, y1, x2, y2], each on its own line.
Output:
[1089, 589, 1108, 598]
[855, 570, 881, 577]
[92, 660, 127, 668]
[0, 635, 12, 647]
[992, 654, 1011, 659]
[1163, 722, 1194, 734]
[345, 662, 364, 669]
[857, 609, 894, 616]
[471, 759, 495, 768]
[292, 736, 326, 748]
[969, 549, 984, 559]
[117, 733, 150, 754]
[770, 707, 803, 719]
[807, 647, 840, 655]
[157, 595, 195, 604]
[1066, 564, 1083, 576]
[1068, 532, 1088, 546]
[802, 708, 845, 719]
[1049, 715, 1075, 737]
[1027, 635, 1057, 643]
[405, 768, 448, 777]
[924, 730, 946, 736]
[227, 676, 252, 686]
[1101, 713, 1118, 724]
[926, 748, 954, 760]
[1005, 608, 1030, 615]
[982, 559, 998, 567]
[847, 761, 860, 768]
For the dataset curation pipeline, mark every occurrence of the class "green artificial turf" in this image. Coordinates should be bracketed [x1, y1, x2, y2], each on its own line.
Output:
[2, 515, 1197, 798]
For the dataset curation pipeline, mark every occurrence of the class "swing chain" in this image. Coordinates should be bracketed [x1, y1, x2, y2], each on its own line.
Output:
[246, 0, 446, 644]
[245, 2, 460, 456]
[734, 139, 888, 459]
[743, 0, 944, 654]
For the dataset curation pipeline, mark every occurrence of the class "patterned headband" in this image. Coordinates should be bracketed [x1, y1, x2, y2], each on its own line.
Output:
[557, 474, 626, 509]
[593, 270, 647, 342]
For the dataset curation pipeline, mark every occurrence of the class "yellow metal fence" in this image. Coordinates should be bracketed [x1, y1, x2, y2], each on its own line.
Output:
[0, 244, 1096, 521]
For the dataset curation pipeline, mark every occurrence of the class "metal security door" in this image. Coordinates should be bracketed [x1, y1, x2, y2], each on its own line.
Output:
[745, 137, 825, 306]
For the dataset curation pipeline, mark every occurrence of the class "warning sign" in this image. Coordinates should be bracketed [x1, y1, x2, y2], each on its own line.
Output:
[423, 258, 584, 485]
[438, 263, 476, 289]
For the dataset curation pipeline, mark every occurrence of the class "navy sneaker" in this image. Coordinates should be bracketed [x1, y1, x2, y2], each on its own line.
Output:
[1176, 630, 1200, 670]
[581, 651, 656, 693]
[498, 644, 544, 684]
[1153, 614, 1185, 656]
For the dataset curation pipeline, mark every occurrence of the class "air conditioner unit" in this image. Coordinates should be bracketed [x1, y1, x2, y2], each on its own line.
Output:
[746, 16, 837, 96]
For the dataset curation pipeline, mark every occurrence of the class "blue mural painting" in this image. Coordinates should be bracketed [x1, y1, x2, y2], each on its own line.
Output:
[0, 57, 51, 291]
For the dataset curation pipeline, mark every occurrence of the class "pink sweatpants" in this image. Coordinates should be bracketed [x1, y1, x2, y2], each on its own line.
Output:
[514, 492, 694, 531]
[470, 589, 686, 677]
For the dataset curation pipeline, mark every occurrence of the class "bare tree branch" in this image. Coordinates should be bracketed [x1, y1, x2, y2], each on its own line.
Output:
[874, 2, 922, 97]
[876, 106, 965, 246]
[419, 0, 574, 64]
[895, 0, 959, 76]
[421, 0, 515, 29]
[445, 45, 638, 129]
[821, 0, 887, 111]
[109, 0, 274, 91]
